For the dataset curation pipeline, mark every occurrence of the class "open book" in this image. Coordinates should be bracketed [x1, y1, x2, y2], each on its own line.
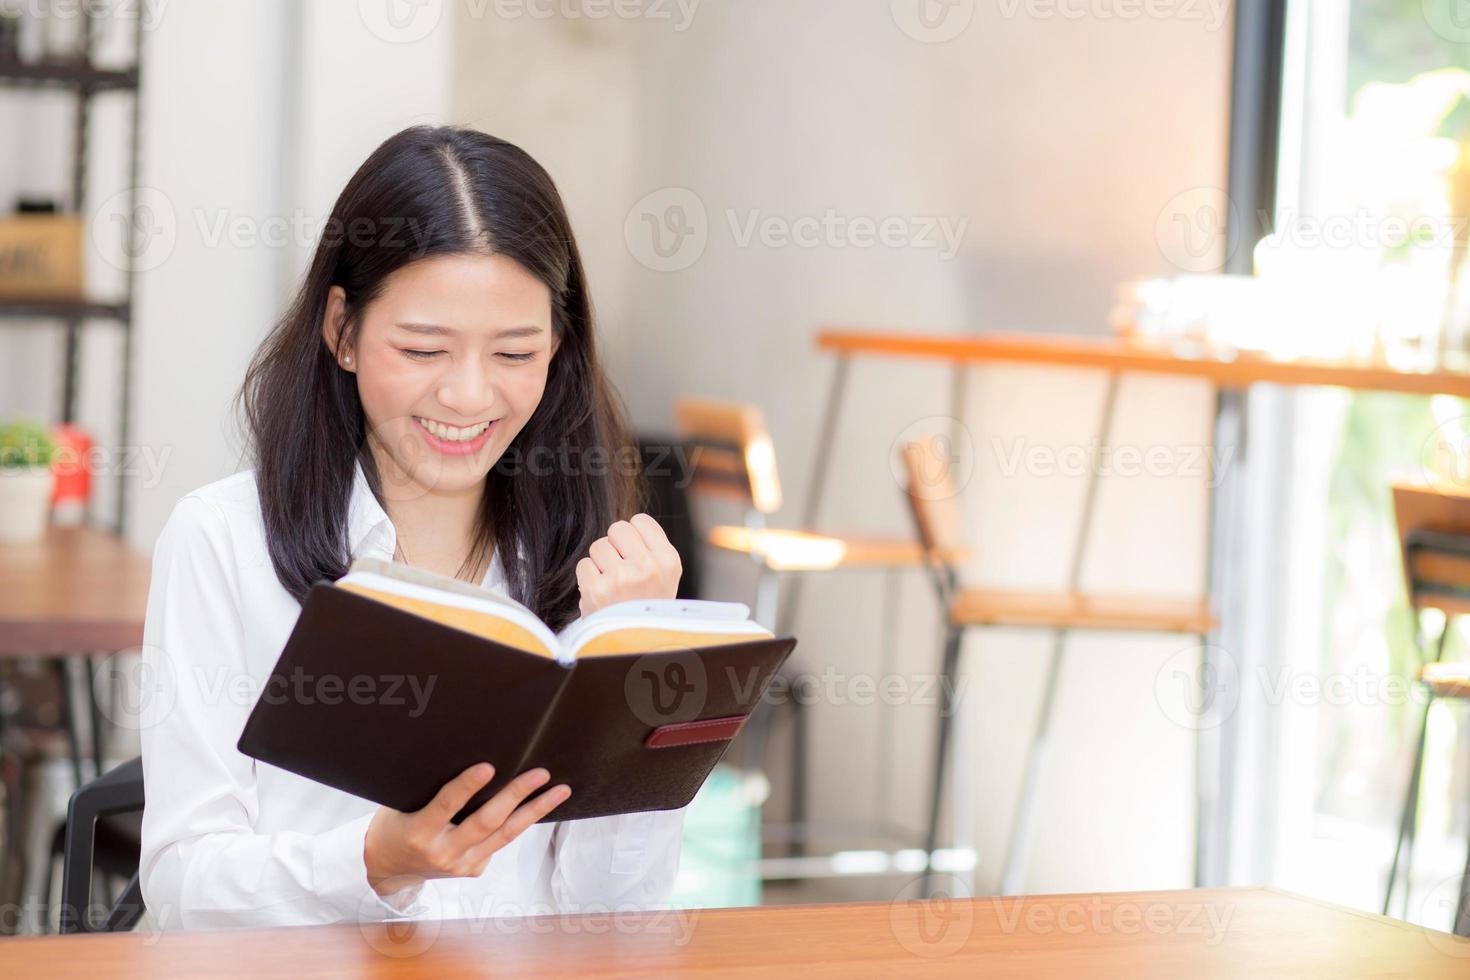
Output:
[238, 557, 796, 823]
[335, 556, 776, 661]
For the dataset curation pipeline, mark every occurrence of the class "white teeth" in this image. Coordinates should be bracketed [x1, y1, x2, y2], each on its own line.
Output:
[416, 417, 490, 441]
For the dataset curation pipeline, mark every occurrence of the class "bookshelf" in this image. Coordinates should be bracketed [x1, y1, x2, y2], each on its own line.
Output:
[0, 14, 144, 535]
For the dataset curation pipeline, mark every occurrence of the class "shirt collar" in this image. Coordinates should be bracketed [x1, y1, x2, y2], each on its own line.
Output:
[347, 456, 396, 559]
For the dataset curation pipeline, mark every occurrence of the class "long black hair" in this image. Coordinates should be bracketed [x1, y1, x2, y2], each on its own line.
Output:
[236, 125, 638, 631]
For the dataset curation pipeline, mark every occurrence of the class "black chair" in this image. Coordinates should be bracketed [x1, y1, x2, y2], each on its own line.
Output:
[636, 433, 703, 600]
[59, 756, 145, 933]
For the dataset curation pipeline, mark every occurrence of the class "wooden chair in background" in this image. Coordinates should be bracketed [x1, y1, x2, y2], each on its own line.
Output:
[899, 434, 1215, 896]
[673, 398, 964, 865]
[1383, 482, 1470, 936]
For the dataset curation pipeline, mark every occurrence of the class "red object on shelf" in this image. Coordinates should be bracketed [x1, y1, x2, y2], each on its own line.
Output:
[50, 423, 92, 525]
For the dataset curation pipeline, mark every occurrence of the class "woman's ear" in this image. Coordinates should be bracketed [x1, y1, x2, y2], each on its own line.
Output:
[322, 286, 354, 372]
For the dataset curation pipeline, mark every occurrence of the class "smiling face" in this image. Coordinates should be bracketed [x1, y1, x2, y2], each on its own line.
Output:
[325, 252, 559, 498]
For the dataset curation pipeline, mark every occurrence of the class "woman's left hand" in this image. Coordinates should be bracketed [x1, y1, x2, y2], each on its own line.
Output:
[576, 513, 682, 617]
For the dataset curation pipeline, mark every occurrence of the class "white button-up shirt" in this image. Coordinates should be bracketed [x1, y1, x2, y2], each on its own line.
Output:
[137, 460, 687, 931]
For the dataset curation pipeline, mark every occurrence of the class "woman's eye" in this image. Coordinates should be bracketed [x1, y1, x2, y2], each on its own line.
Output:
[401, 349, 534, 362]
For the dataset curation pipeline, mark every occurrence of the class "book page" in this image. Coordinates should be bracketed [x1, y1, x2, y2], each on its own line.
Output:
[335, 582, 555, 657]
[559, 599, 772, 660]
[573, 626, 768, 656]
[348, 556, 533, 613]
[335, 561, 771, 663]
[336, 558, 559, 657]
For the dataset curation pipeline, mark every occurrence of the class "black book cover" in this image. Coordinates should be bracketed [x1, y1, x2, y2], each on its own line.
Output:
[237, 583, 795, 823]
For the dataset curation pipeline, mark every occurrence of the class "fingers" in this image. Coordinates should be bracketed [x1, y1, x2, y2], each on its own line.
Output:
[588, 536, 622, 573]
[631, 513, 681, 575]
[629, 512, 672, 550]
[578, 514, 682, 617]
[576, 556, 604, 617]
[462, 783, 572, 866]
[450, 766, 551, 846]
[576, 556, 598, 586]
[595, 515, 677, 570]
[605, 520, 648, 562]
[422, 762, 495, 825]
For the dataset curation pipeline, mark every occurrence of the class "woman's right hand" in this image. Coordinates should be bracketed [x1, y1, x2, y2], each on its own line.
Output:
[364, 763, 571, 896]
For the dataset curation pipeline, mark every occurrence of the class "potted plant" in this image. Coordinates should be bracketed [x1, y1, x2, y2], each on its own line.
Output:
[0, 419, 57, 542]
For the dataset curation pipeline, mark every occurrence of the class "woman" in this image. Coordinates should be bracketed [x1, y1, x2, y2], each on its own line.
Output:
[138, 126, 685, 930]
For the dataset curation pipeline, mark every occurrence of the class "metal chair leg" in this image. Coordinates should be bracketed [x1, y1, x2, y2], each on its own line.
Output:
[749, 565, 809, 856]
[1000, 629, 1069, 895]
[920, 624, 964, 899]
[1384, 695, 1432, 916]
[789, 684, 808, 858]
[53, 658, 85, 791]
[85, 655, 108, 780]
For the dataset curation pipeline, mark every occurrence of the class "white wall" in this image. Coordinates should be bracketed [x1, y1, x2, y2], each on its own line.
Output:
[125, 0, 294, 541]
[452, 0, 1233, 897]
[124, 2, 454, 544]
[449, 13, 639, 378]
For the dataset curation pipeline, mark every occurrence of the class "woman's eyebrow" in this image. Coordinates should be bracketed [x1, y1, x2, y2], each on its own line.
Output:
[394, 323, 543, 339]
[491, 325, 544, 339]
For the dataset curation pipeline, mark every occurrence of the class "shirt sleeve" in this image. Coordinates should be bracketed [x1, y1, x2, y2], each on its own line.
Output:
[548, 806, 688, 912]
[137, 494, 423, 930]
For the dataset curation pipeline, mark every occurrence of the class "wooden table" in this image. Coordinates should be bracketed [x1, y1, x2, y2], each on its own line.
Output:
[803, 329, 1470, 895]
[816, 329, 1470, 397]
[0, 522, 151, 778]
[2, 888, 1465, 977]
[0, 524, 152, 657]
[0, 524, 152, 929]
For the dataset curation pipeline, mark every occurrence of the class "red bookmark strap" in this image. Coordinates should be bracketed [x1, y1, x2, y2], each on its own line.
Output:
[644, 714, 748, 749]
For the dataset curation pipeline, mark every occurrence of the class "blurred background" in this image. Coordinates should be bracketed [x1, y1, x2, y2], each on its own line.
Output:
[2, 0, 1470, 940]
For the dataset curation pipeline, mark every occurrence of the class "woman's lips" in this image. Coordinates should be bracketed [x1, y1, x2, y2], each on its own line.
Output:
[413, 417, 495, 456]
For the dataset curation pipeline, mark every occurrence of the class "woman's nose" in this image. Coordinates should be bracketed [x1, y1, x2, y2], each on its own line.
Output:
[436, 358, 497, 419]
